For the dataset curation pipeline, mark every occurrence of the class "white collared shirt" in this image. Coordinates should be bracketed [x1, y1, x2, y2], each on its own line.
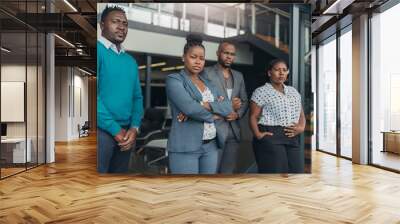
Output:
[251, 82, 301, 127]
[98, 35, 125, 54]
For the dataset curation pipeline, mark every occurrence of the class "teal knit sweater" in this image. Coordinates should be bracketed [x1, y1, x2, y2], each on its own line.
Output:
[97, 41, 143, 136]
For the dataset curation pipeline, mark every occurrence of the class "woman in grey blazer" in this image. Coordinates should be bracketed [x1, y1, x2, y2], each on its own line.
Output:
[166, 34, 233, 174]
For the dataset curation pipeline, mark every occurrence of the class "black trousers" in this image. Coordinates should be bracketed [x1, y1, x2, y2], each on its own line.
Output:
[252, 125, 304, 173]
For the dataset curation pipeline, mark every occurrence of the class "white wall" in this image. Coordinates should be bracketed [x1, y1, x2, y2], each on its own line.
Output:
[1, 64, 46, 163]
[97, 24, 254, 65]
[1, 65, 35, 138]
[55, 67, 89, 141]
[72, 72, 89, 138]
[55, 67, 68, 141]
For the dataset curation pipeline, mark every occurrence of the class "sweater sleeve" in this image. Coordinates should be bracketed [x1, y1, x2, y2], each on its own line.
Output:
[130, 63, 144, 128]
[96, 43, 121, 136]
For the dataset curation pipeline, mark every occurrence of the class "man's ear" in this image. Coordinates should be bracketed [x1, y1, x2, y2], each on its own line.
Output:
[100, 21, 104, 30]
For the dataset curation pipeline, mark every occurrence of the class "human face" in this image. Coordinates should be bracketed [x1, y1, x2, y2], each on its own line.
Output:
[183, 46, 205, 76]
[100, 10, 128, 45]
[217, 43, 236, 68]
[268, 62, 289, 85]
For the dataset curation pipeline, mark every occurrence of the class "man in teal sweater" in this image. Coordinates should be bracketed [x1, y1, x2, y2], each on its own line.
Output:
[97, 6, 143, 173]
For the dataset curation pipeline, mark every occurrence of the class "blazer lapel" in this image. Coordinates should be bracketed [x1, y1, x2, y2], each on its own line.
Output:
[231, 70, 240, 97]
[214, 65, 228, 97]
[179, 70, 202, 102]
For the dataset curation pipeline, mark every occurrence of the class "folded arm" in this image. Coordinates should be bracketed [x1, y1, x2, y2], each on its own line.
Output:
[166, 76, 214, 123]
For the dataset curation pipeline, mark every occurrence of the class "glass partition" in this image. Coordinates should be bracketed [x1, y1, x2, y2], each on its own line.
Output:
[0, 0, 46, 179]
[370, 3, 400, 171]
[339, 26, 352, 158]
[317, 35, 337, 155]
[1, 30, 28, 177]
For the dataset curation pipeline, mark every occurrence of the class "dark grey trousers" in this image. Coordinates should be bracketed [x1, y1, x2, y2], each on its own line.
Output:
[97, 128, 133, 173]
[219, 127, 240, 173]
[252, 125, 304, 173]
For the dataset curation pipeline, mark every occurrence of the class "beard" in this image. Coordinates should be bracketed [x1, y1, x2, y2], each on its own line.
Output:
[218, 59, 231, 68]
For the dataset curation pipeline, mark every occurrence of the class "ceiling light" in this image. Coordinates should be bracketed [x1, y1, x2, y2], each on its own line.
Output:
[161, 67, 175, 72]
[54, 34, 75, 48]
[78, 67, 92, 76]
[322, 0, 354, 15]
[139, 62, 167, 70]
[1, 47, 11, 53]
[161, 65, 184, 72]
[63, 0, 78, 12]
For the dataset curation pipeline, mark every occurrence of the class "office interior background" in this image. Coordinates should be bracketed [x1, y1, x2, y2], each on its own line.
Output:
[0, 0, 96, 179]
[0, 0, 399, 176]
[0, 0, 400, 222]
[96, 2, 312, 174]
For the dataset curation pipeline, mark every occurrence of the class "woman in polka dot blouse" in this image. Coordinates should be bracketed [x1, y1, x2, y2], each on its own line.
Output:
[249, 59, 306, 173]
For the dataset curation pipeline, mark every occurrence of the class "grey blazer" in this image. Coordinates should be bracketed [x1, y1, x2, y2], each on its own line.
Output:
[203, 64, 249, 141]
[166, 69, 233, 153]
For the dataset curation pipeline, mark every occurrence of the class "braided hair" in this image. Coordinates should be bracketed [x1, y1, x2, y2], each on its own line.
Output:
[183, 34, 205, 55]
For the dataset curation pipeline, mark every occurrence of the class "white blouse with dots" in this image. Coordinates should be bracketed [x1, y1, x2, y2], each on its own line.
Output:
[200, 87, 217, 140]
[251, 82, 302, 127]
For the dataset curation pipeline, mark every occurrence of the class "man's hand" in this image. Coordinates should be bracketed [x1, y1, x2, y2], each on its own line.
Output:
[284, 123, 305, 138]
[213, 114, 223, 120]
[177, 112, 188, 122]
[226, 112, 239, 121]
[232, 97, 242, 111]
[201, 101, 211, 111]
[118, 128, 138, 151]
[114, 128, 127, 144]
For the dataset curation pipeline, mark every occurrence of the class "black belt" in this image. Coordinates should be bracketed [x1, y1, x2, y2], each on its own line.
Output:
[203, 138, 215, 144]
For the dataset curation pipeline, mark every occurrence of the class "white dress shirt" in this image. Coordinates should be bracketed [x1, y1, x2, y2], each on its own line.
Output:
[98, 35, 125, 54]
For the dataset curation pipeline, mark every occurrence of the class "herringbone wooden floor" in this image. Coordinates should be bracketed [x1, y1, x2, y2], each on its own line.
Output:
[1, 135, 400, 224]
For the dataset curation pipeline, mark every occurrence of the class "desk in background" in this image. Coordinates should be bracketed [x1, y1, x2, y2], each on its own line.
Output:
[382, 131, 400, 154]
[1, 138, 32, 164]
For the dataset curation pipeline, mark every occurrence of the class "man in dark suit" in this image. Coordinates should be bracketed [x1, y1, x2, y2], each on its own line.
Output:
[203, 40, 248, 173]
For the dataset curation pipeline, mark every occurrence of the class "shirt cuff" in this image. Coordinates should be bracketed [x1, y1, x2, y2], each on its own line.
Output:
[131, 126, 140, 134]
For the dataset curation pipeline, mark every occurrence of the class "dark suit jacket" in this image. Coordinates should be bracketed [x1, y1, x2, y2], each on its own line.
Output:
[203, 64, 249, 141]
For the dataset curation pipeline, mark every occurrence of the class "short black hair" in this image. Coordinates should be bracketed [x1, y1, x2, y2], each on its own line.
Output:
[218, 40, 235, 52]
[101, 5, 126, 22]
[184, 33, 205, 55]
[267, 59, 289, 71]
